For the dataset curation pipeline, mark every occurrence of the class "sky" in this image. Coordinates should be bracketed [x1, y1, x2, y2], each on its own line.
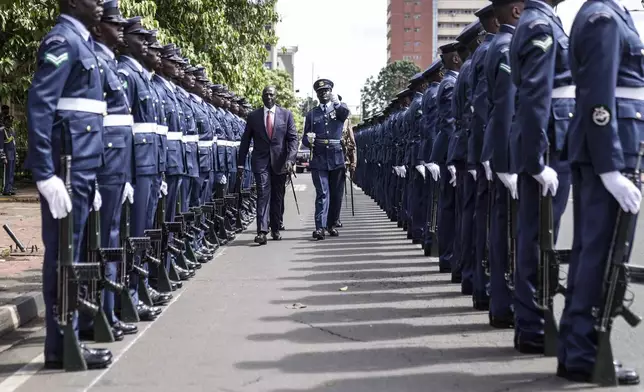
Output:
[273, 0, 595, 109]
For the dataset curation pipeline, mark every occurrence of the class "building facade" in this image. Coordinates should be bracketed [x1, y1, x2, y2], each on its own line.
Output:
[387, 0, 487, 69]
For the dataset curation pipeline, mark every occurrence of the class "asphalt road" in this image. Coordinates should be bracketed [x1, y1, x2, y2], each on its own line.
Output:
[0, 173, 643, 392]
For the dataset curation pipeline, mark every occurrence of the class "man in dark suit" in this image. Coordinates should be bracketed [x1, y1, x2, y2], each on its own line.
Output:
[238, 86, 298, 245]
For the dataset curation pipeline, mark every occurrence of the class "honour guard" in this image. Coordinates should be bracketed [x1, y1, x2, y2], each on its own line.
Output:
[302, 79, 350, 240]
[558, 0, 642, 385]
[0, 114, 16, 196]
[27, 0, 112, 369]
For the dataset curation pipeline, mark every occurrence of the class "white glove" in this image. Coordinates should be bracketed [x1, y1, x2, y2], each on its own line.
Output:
[400, 166, 407, 178]
[92, 189, 102, 211]
[37, 176, 72, 219]
[533, 166, 559, 196]
[415, 164, 426, 179]
[497, 173, 518, 200]
[482, 161, 493, 181]
[448, 165, 457, 187]
[331, 94, 340, 105]
[425, 163, 440, 182]
[121, 182, 134, 205]
[469, 169, 477, 181]
[600, 171, 642, 214]
[219, 175, 228, 185]
[393, 166, 399, 176]
[160, 180, 168, 196]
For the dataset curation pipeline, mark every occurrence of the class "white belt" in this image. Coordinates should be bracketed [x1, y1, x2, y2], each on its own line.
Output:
[132, 123, 157, 134]
[218, 140, 235, 147]
[615, 87, 644, 100]
[234, 141, 241, 147]
[182, 135, 199, 143]
[552, 86, 576, 99]
[103, 114, 133, 127]
[156, 125, 168, 136]
[198, 140, 214, 148]
[167, 132, 183, 141]
[249, 147, 254, 152]
[56, 98, 107, 114]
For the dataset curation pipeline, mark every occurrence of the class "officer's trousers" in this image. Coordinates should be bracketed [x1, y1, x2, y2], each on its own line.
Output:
[422, 178, 437, 250]
[180, 175, 195, 213]
[129, 174, 156, 304]
[228, 170, 237, 193]
[199, 172, 212, 204]
[328, 169, 345, 228]
[99, 183, 124, 325]
[409, 169, 425, 240]
[437, 165, 455, 270]
[451, 167, 464, 275]
[489, 177, 513, 318]
[557, 164, 632, 373]
[459, 168, 476, 288]
[165, 175, 182, 271]
[3, 158, 14, 193]
[473, 165, 491, 301]
[189, 175, 205, 207]
[515, 156, 570, 343]
[311, 168, 343, 230]
[147, 174, 162, 230]
[42, 170, 94, 359]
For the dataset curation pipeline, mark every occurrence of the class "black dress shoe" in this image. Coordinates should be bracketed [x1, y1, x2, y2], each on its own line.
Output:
[79, 327, 123, 342]
[279, 224, 286, 231]
[113, 320, 138, 335]
[312, 229, 325, 240]
[473, 297, 490, 311]
[439, 266, 451, 273]
[515, 339, 544, 354]
[255, 232, 268, 245]
[327, 228, 339, 237]
[558, 362, 640, 385]
[44, 346, 112, 370]
[271, 231, 282, 241]
[149, 288, 172, 306]
[489, 313, 514, 329]
[137, 304, 159, 321]
[335, 221, 343, 228]
[170, 279, 183, 289]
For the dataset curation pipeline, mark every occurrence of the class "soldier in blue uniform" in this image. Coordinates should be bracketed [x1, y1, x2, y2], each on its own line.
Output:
[177, 62, 200, 213]
[0, 114, 16, 196]
[447, 21, 483, 288]
[418, 60, 443, 255]
[82, 0, 138, 340]
[558, 0, 642, 384]
[480, 0, 524, 329]
[468, 4, 498, 311]
[509, 0, 573, 354]
[302, 79, 350, 240]
[118, 17, 163, 321]
[427, 43, 460, 272]
[26, 0, 112, 369]
[211, 85, 231, 198]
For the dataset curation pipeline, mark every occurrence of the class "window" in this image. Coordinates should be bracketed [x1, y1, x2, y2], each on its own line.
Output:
[404, 41, 411, 46]
[414, 14, 421, 19]
[404, 13, 410, 18]
[414, 41, 421, 46]
[264, 62, 272, 69]
[404, 27, 411, 32]
[414, 27, 421, 32]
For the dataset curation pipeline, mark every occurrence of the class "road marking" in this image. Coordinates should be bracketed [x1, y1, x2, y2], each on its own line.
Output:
[0, 249, 227, 392]
[293, 184, 307, 192]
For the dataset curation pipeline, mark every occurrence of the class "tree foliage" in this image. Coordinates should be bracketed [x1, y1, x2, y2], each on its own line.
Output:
[261, 68, 303, 134]
[360, 60, 420, 118]
[0, 0, 281, 145]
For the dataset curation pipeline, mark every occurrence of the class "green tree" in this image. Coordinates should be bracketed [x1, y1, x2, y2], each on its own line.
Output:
[360, 60, 420, 118]
[261, 68, 303, 134]
[298, 96, 318, 119]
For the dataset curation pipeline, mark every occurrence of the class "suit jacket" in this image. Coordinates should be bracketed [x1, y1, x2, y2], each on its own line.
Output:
[238, 106, 298, 174]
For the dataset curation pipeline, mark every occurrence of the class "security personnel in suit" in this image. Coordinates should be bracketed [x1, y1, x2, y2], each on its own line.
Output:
[418, 60, 443, 255]
[302, 79, 351, 240]
[0, 115, 16, 196]
[85, 0, 138, 339]
[559, 0, 642, 385]
[509, 0, 574, 354]
[469, 4, 499, 311]
[26, 0, 112, 369]
[118, 17, 163, 321]
[480, 0, 524, 329]
[447, 21, 483, 289]
[427, 43, 460, 273]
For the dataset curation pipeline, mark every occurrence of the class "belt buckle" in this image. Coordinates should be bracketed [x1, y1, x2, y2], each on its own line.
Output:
[323, 139, 329, 145]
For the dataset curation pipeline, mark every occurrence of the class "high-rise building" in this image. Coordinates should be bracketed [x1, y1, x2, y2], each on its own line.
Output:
[387, 0, 487, 69]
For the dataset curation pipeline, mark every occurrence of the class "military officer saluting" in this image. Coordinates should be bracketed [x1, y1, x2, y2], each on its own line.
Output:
[509, 0, 574, 354]
[302, 79, 351, 240]
[558, 0, 643, 385]
[26, 0, 112, 369]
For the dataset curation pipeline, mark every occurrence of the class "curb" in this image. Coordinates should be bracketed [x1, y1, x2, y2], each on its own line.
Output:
[0, 196, 40, 203]
[0, 292, 45, 337]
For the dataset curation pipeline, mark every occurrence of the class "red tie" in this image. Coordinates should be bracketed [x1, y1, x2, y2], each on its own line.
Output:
[266, 111, 273, 139]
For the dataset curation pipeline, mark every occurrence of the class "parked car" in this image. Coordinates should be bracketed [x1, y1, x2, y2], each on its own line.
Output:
[295, 148, 311, 173]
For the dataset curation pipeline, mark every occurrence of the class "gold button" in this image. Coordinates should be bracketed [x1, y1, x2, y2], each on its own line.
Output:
[103, 112, 107, 117]
[638, 112, 642, 119]
[108, 142, 113, 148]
[90, 65, 95, 69]
[146, 95, 149, 99]
[117, 87, 121, 91]
[143, 138, 147, 143]
[568, 113, 573, 118]
[86, 125, 91, 131]
[103, 92, 107, 98]
[99, 69, 103, 74]
[154, 117, 157, 121]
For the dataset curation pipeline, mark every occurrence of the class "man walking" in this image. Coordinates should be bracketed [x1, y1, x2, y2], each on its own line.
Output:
[238, 86, 298, 245]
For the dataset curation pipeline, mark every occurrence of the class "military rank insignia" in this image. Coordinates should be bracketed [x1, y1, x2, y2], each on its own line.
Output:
[329, 110, 336, 120]
[592, 106, 610, 126]
[318, 81, 325, 88]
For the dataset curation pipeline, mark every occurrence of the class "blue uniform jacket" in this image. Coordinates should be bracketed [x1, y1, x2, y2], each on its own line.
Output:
[568, 0, 644, 172]
[149, 76, 168, 174]
[117, 56, 159, 177]
[481, 24, 516, 173]
[468, 33, 495, 166]
[404, 92, 424, 167]
[302, 102, 351, 171]
[175, 86, 199, 178]
[429, 70, 458, 164]
[509, 0, 575, 174]
[191, 94, 213, 174]
[155, 75, 185, 176]
[95, 42, 133, 185]
[419, 82, 440, 164]
[26, 16, 104, 181]
[448, 60, 473, 166]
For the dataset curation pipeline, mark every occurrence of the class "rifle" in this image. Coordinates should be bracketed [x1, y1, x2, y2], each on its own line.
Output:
[537, 151, 569, 357]
[117, 201, 139, 323]
[482, 177, 494, 278]
[86, 207, 115, 343]
[592, 142, 644, 386]
[424, 179, 440, 257]
[235, 171, 244, 231]
[56, 151, 102, 371]
[146, 187, 174, 293]
[505, 194, 517, 293]
[350, 169, 355, 216]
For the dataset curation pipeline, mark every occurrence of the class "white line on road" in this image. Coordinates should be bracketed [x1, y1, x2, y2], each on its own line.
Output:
[0, 353, 44, 392]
